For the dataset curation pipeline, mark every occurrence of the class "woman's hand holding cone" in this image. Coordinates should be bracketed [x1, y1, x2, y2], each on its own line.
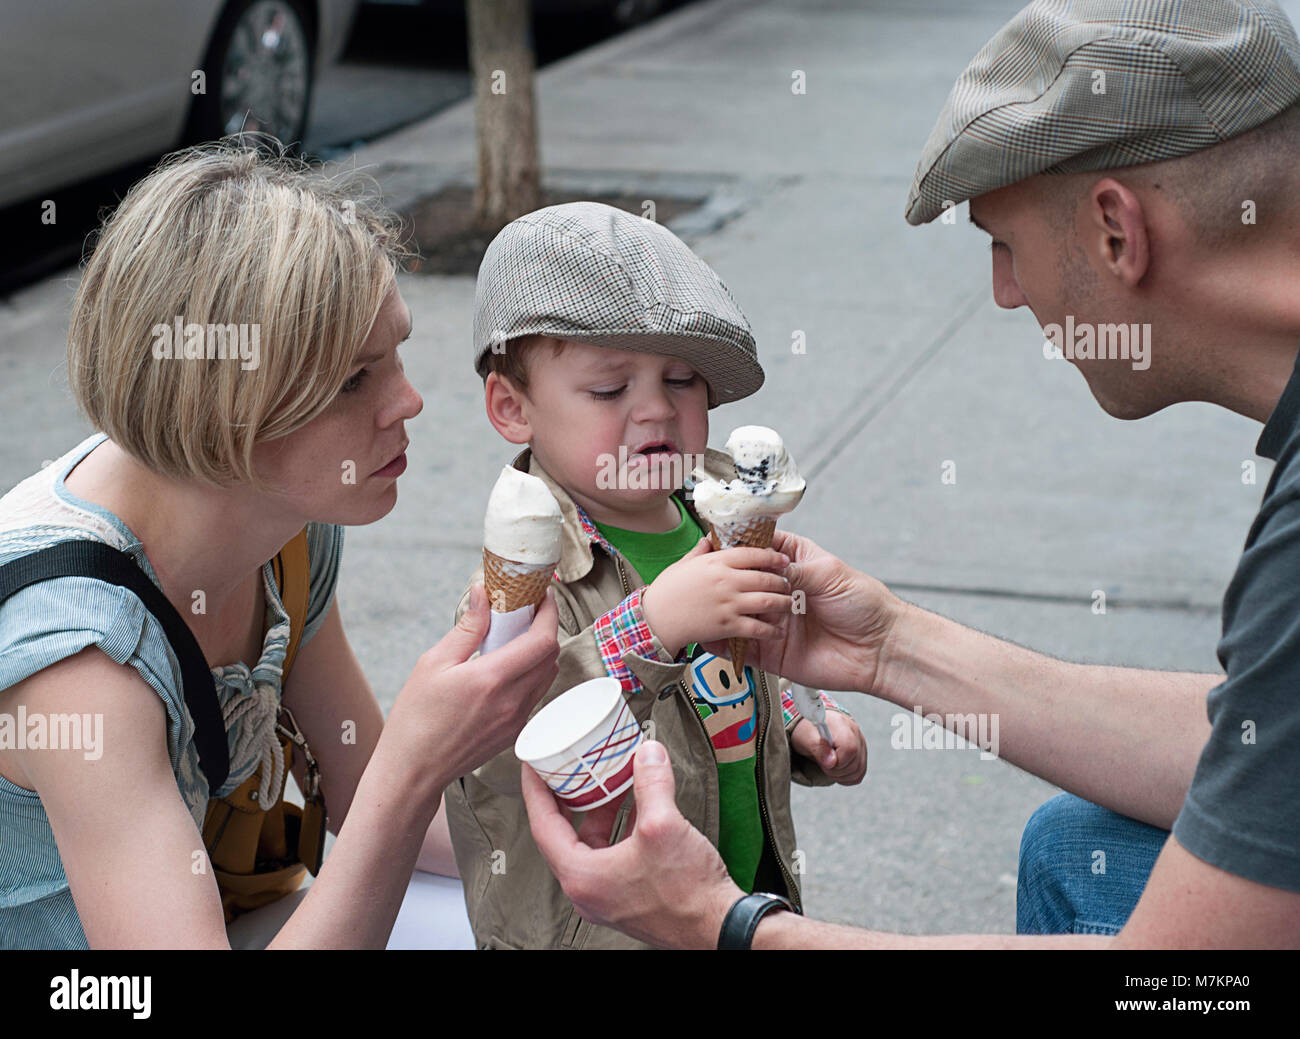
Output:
[387, 582, 561, 785]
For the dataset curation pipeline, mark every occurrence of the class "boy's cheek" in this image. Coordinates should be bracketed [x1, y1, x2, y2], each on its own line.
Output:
[678, 399, 710, 453]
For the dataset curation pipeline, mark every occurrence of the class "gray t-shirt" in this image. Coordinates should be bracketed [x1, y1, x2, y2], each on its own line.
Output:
[1172, 347, 1300, 892]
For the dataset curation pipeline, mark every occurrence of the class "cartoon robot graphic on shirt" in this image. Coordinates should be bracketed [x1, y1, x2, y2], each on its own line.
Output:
[685, 643, 757, 763]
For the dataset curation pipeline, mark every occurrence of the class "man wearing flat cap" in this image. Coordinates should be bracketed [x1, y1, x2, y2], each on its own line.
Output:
[521, 0, 1300, 948]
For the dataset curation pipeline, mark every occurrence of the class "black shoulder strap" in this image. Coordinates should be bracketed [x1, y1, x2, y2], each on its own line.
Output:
[0, 541, 229, 790]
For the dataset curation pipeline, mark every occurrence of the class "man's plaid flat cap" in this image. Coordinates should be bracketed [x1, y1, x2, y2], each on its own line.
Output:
[473, 201, 763, 407]
[905, 0, 1300, 225]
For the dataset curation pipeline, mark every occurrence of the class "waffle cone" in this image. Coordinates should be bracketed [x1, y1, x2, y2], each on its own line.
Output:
[706, 516, 778, 677]
[483, 548, 554, 613]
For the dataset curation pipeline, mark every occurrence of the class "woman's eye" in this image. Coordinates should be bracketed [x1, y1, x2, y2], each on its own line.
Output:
[666, 375, 696, 387]
[340, 368, 369, 394]
[589, 386, 625, 400]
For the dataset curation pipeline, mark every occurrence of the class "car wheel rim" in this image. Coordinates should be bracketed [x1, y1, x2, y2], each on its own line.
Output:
[220, 1, 310, 145]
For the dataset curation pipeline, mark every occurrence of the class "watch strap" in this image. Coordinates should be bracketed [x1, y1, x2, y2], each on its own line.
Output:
[717, 892, 794, 950]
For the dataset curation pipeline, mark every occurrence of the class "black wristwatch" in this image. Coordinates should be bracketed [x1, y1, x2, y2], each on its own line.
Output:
[717, 892, 796, 949]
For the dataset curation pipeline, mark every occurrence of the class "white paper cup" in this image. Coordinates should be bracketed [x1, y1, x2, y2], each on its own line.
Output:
[515, 677, 643, 811]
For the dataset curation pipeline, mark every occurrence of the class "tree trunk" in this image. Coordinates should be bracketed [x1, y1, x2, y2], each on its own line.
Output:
[467, 0, 541, 232]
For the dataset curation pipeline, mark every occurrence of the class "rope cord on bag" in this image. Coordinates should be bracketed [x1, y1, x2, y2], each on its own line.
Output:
[220, 681, 285, 807]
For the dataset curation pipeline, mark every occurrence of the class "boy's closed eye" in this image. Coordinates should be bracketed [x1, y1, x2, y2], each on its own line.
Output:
[587, 374, 699, 401]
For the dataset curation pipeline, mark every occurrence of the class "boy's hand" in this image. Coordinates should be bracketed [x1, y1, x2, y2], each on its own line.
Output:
[641, 536, 792, 659]
[790, 710, 867, 785]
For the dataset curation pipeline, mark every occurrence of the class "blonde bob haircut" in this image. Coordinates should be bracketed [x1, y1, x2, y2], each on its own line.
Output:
[67, 135, 413, 489]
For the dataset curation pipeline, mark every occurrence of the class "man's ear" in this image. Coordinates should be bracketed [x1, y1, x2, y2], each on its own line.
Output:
[1087, 177, 1150, 288]
[485, 371, 533, 445]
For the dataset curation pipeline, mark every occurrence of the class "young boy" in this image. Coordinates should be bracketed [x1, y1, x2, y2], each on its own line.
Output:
[445, 201, 867, 950]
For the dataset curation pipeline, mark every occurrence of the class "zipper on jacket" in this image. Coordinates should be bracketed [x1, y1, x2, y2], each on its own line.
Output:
[566, 550, 720, 949]
[754, 667, 802, 912]
[615, 548, 802, 912]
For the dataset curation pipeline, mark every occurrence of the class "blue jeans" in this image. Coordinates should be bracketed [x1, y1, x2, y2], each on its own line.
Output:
[1016, 793, 1169, 935]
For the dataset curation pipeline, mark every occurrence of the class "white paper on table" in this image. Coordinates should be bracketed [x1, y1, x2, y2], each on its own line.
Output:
[479, 604, 535, 655]
[385, 872, 476, 950]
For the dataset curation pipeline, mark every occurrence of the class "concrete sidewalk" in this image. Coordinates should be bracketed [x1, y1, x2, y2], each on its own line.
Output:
[3, 0, 1292, 937]
[334, 0, 1265, 935]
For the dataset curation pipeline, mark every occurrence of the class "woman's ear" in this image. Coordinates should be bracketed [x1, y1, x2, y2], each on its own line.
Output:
[485, 371, 533, 444]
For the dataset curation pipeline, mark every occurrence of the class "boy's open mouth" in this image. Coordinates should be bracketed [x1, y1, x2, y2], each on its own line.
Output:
[630, 439, 678, 457]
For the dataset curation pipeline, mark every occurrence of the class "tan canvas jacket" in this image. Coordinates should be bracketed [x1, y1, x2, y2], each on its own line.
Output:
[445, 446, 854, 949]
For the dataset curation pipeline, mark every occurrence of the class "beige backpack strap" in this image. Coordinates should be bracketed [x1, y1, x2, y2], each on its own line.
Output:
[271, 526, 326, 875]
[203, 528, 323, 922]
[271, 527, 311, 681]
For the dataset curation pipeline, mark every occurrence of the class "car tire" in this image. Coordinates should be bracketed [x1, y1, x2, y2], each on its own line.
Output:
[608, 0, 662, 28]
[184, 0, 316, 153]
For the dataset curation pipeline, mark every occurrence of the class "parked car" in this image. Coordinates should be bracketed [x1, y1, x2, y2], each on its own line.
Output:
[0, 0, 359, 209]
[361, 0, 664, 28]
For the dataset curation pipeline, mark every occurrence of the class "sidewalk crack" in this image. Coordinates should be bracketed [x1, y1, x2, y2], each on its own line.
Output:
[803, 283, 987, 480]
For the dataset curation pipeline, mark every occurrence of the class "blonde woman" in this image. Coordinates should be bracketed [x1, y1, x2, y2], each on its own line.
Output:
[0, 141, 559, 949]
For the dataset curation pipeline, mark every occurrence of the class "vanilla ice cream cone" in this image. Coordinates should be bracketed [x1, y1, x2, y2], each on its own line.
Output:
[478, 466, 564, 654]
[483, 548, 554, 614]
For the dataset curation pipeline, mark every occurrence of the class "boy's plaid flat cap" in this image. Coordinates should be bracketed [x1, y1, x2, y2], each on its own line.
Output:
[905, 0, 1300, 225]
[473, 201, 763, 407]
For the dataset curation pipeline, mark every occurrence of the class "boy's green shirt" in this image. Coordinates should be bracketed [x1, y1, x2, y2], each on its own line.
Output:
[594, 496, 766, 892]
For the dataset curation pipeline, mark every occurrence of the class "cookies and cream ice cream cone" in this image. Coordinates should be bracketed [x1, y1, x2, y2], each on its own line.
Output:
[706, 517, 778, 676]
[692, 426, 805, 677]
[479, 466, 564, 653]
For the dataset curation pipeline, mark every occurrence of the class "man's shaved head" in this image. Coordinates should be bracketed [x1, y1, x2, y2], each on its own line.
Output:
[1035, 101, 1300, 248]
